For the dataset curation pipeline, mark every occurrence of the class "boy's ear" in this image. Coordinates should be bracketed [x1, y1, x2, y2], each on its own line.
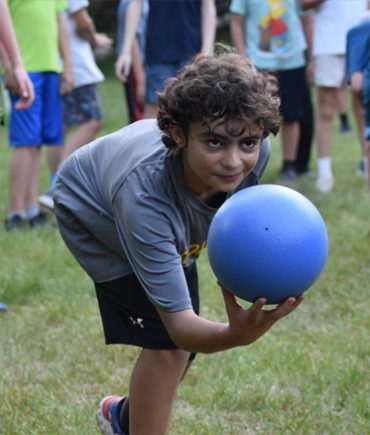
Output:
[170, 125, 186, 148]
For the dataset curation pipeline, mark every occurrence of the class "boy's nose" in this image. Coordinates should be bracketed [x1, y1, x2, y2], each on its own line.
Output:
[222, 148, 242, 168]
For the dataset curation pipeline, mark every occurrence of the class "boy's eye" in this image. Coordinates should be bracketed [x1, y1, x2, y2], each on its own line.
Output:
[207, 138, 222, 148]
[241, 140, 257, 149]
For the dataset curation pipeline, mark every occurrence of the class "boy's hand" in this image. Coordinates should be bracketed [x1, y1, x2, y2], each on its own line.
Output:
[115, 53, 132, 82]
[219, 284, 304, 346]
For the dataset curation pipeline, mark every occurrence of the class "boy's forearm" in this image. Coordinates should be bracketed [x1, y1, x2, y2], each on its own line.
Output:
[230, 14, 247, 57]
[200, 0, 216, 54]
[0, 0, 24, 70]
[159, 308, 238, 354]
[301, 0, 326, 11]
[73, 9, 97, 46]
[58, 13, 72, 71]
[120, 0, 143, 56]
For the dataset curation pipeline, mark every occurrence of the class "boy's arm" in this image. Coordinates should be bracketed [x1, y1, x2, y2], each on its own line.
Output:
[301, 0, 326, 11]
[301, 12, 314, 83]
[200, 0, 217, 54]
[0, 0, 34, 108]
[57, 11, 74, 94]
[116, 0, 143, 82]
[71, 7, 112, 49]
[131, 37, 146, 104]
[230, 13, 247, 57]
[159, 286, 304, 354]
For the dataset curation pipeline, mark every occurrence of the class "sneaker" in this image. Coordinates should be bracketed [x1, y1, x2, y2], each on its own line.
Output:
[315, 173, 334, 193]
[0, 303, 8, 313]
[4, 214, 27, 231]
[96, 395, 127, 435]
[296, 169, 315, 179]
[340, 124, 351, 133]
[28, 211, 48, 228]
[356, 160, 366, 177]
[278, 168, 297, 185]
[38, 187, 55, 211]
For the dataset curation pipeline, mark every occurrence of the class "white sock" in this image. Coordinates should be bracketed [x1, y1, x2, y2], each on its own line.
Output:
[317, 157, 332, 176]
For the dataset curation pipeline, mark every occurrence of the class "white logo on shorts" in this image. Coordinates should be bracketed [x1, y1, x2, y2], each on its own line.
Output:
[130, 316, 144, 329]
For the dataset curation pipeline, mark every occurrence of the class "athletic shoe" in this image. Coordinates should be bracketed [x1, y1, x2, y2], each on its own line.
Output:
[296, 169, 315, 179]
[0, 303, 8, 313]
[315, 173, 334, 193]
[340, 124, 351, 133]
[96, 395, 127, 435]
[28, 211, 48, 228]
[277, 168, 297, 186]
[4, 214, 27, 231]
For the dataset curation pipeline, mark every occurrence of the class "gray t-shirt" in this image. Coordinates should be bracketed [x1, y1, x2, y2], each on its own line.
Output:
[54, 119, 270, 312]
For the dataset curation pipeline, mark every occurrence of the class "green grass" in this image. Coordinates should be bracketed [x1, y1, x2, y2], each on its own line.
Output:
[1, 63, 370, 434]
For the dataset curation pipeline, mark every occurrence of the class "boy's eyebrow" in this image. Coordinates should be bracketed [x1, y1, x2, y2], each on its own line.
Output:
[198, 130, 262, 140]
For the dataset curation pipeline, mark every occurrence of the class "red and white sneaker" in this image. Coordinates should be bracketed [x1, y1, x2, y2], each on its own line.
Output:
[96, 395, 127, 435]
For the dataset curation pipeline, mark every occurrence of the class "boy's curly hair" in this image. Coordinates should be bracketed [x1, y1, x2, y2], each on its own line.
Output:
[157, 46, 282, 148]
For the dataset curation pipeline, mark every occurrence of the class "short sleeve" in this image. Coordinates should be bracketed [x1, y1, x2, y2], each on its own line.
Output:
[112, 180, 193, 313]
[229, 0, 249, 16]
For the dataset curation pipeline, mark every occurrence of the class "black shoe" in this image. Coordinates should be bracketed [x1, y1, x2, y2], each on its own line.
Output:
[28, 211, 48, 228]
[4, 214, 27, 231]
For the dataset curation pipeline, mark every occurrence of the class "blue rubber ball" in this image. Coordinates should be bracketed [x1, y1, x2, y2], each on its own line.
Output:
[207, 185, 328, 304]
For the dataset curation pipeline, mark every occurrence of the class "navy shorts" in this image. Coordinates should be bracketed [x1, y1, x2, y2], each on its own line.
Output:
[275, 67, 306, 122]
[63, 83, 102, 127]
[94, 263, 199, 354]
[9, 72, 63, 146]
[145, 62, 187, 104]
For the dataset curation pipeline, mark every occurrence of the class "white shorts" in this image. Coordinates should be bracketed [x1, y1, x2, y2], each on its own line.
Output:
[314, 55, 346, 88]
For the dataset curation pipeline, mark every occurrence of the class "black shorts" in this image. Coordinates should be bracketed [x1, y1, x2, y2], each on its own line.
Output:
[94, 263, 199, 351]
[275, 67, 306, 122]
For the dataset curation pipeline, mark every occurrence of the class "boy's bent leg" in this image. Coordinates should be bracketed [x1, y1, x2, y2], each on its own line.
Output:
[128, 348, 190, 435]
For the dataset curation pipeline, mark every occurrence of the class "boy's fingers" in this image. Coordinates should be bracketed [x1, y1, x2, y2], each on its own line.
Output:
[272, 294, 305, 318]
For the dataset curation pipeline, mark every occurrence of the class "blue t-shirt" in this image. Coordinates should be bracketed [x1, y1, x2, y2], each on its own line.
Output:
[145, 0, 202, 65]
[230, 0, 306, 71]
[346, 18, 370, 80]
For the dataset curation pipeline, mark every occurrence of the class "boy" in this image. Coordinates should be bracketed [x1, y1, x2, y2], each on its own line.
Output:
[346, 12, 370, 185]
[54, 49, 304, 435]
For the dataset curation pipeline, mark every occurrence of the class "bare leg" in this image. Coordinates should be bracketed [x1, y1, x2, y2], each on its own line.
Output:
[61, 119, 103, 162]
[316, 87, 337, 159]
[352, 91, 366, 158]
[46, 145, 63, 175]
[281, 121, 300, 161]
[128, 348, 190, 435]
[25, 147, 42, 207]
[9, 146, 41, 211]
[143, 103, 159, 120]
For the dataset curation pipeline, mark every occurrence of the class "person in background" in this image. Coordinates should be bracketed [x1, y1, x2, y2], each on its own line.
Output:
[230, 0, 310, 185]
[0, 0, 34, 109]
[0, 0, 35, 313]
[302, 0, 369, 193]
[115, 0, 148, 124]
[116, 0, 217, 119]
[4, 0, 73, 231]
[40, 0, 112, 210]
[346, 11, 370, 185]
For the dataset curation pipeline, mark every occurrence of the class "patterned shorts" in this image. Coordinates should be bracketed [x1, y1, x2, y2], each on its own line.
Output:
[63, 83, 102, 127]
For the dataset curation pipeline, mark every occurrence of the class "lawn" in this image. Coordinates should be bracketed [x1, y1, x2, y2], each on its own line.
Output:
[0, 60, 370, 434]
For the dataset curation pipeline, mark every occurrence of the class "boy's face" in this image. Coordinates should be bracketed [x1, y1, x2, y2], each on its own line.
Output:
[175, 119, 263, 199]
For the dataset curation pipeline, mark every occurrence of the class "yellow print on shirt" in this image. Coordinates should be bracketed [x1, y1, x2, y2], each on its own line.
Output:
[181, 241, 208, 266]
